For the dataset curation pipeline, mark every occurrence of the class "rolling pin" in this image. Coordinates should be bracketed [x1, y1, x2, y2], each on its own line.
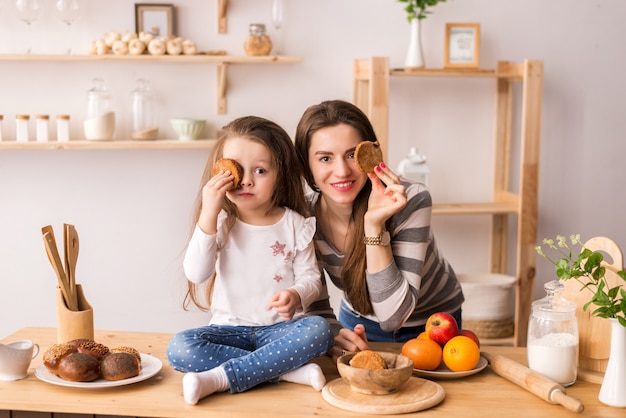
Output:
[482, 352, 584, 413]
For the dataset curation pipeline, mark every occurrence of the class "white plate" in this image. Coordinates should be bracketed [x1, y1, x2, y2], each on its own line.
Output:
[413, 355, 488, 380]
[35, 353, 162, 388]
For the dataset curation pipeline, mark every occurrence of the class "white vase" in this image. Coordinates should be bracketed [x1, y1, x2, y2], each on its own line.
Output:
[598, 318, 626, 407]
[404, 18, 425, 69]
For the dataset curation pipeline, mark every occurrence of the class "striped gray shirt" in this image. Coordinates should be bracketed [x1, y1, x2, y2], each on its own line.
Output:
[304, 180, 464, 335]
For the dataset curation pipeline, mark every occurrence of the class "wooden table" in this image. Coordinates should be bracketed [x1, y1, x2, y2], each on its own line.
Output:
[0, 327, 622, 417]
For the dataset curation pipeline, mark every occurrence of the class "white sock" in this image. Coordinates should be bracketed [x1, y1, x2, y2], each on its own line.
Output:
[182, 367, 229, 405]
[280, 363, 326, 391]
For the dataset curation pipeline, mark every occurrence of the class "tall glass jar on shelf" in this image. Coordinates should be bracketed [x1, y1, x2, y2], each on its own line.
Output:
[84, 77, 115, 140]
[130, 78, 158, 140]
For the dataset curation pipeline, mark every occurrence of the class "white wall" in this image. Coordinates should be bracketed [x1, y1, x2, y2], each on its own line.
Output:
[1, 0, 625, 339]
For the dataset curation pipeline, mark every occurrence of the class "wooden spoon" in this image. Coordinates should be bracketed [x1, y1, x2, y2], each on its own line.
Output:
[42, 227, 77, 311]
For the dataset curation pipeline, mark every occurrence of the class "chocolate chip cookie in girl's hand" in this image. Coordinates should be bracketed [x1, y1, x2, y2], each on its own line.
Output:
[212, 158, 243, 190]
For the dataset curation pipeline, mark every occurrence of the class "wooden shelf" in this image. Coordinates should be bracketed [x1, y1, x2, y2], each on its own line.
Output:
[0, 139, 217, 150]
[433, 199, 519, 216]
[353, 57, 544, 347]
[0, 54, 303, 114]
[388, 62, 524, 81]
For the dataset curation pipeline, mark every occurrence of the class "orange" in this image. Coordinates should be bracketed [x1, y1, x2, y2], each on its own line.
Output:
[401, 338, 443, 370]
[416, 331, 430, 340]
[442, 335, 480, 372]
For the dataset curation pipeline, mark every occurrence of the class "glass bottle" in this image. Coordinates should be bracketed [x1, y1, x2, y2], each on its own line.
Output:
[16, 114, 30, 142]
[527, 280, 579, 386]
[244, 23, 272, 56]
[56, 115, 70, 142]
[397, 147, 430, 186]
[84, 77, 115, 140]
[36, 114, 49, 142]
[130, 78, 158, 140]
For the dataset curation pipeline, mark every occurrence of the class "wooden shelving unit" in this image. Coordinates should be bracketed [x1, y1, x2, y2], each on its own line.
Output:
[353, 57, 544, 347]
[0, 53, 302, 149]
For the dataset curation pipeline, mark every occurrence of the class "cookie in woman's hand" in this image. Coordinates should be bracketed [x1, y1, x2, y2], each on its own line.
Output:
[354, 141, 383, 173]
[212, 158, 243, 190]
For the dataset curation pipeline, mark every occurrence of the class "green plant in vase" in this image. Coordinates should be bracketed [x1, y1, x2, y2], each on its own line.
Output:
[397, 0, 447, 68]
[535, 234, 626, 327]
[397, 0, 447, 22]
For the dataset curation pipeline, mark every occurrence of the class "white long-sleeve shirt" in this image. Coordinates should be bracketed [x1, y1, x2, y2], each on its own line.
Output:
[183, 208, 322, 327]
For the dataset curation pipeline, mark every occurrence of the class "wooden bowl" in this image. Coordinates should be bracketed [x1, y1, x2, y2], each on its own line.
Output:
[337, 351, 413, 395]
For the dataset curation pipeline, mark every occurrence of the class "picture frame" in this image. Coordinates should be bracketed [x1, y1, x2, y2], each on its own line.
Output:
[135, 3, 176, 37]
[444, 23, 480, 69]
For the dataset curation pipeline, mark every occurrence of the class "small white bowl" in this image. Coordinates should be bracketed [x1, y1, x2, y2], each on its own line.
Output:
[170, 118, 206, 141]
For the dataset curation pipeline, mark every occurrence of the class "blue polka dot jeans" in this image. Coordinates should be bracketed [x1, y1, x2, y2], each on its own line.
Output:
[167, 315, 334, 393]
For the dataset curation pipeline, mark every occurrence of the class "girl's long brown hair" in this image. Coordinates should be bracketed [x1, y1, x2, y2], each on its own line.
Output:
[294, 100, 382, 315]
[185, 116, 310, 311]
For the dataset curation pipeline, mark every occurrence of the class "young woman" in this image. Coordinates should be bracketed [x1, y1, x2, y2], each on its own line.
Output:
[167, 116, 334, 405]
[295, 100, 464, 360]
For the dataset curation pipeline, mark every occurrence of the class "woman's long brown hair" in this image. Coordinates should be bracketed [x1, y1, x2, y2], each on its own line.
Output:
[184, 116, 310, 311]
[294, 100, 383, 315]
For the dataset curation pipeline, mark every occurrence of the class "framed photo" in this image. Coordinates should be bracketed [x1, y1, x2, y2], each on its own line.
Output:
[444, 23, 480, 69]
[135, 3, 176, 37]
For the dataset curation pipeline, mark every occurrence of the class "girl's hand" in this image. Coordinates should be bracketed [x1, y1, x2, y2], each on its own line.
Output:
[365, 162, 407, 227]
[267, 289, 300, 321]
[329, 324, 370, 362]
[197, 170, 234, 233]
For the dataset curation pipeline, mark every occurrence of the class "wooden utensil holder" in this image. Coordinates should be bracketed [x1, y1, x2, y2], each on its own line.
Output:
[56, 284, 94, 343]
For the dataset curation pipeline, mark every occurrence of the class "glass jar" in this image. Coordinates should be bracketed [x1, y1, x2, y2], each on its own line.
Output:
[84, 77, 115, 140]
[527, 280, 579, 386]
[16, 114, 30, 142]
[56, 115, 70, 142]
[36, 114, 49, 142]
[397, 147, 430, 186]
[130, 78, 158, 140]
[244, 23, 272, 56]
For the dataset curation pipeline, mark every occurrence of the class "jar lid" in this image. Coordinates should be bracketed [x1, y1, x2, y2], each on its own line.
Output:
[16, 114, 30, 120]
[249, 23, 267, 35]
[56, 114, 70, 120]
[532, 280, 577, 314]
[36, 114, 50, 120]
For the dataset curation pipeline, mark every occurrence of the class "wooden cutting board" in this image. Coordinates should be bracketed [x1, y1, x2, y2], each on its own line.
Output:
[561, 236, 624, 377]
[322, 377, 445, 415]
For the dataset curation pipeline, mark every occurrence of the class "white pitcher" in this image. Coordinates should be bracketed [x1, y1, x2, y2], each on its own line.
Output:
[0, 340, 40, 381]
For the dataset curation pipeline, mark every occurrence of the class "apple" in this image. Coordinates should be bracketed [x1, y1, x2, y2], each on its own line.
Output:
[459, 329, 481, 348]
[426, 312, 459, 345]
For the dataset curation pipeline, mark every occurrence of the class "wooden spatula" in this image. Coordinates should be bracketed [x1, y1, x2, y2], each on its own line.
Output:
[42, 226, 77, 311]
[64, 224, 79, 311]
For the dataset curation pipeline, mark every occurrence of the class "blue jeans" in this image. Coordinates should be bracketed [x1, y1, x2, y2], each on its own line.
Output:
[339, 300, 463, 343]
[167, 316, 334, 393]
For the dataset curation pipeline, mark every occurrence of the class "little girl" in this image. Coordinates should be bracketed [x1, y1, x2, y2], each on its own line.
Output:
[167, 116, 334, 405]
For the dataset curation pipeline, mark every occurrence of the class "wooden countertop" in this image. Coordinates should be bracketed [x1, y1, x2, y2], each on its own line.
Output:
[0, 327, 621, 417]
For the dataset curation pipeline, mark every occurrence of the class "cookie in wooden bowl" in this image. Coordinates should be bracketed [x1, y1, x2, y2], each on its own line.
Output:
[354, 141, 383, 173]
[212, 158, 243, 190]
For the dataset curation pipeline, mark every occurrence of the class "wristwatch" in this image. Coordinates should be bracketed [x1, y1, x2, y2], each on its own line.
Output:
[363, 230, 391, 246]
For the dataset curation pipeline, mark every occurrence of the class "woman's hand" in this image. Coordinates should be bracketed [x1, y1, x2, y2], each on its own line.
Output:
[364, 163, 407, 229]
[197, 170, 234, 233]
[328, 324, 370, 362]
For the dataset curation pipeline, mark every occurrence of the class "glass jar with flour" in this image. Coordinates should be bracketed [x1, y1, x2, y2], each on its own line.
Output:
[130, 78, 158, 140]
[527, 280, 579, 386]
[84, 77, 115, 140]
